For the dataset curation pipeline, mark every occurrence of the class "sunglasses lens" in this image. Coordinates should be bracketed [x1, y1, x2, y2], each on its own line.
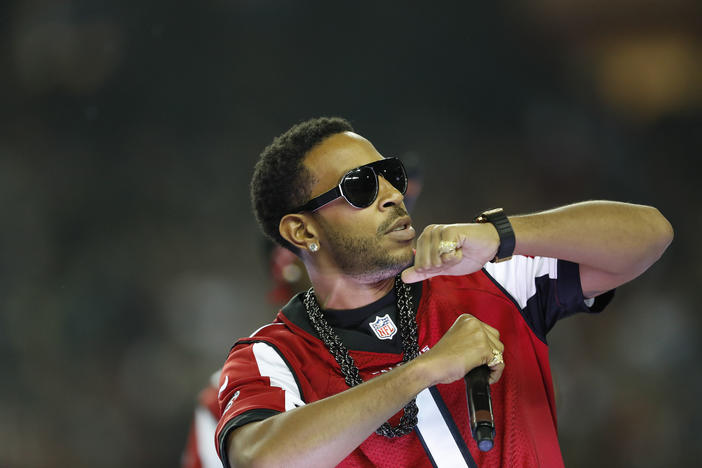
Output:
[379, 159, 408, 194]
[341, 166, 378, 208]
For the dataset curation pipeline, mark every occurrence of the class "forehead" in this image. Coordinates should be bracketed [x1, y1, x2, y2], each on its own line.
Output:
[303, 131, 383, 190]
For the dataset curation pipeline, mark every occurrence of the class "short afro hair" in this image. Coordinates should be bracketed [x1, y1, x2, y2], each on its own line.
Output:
[250, 117, 354, 253]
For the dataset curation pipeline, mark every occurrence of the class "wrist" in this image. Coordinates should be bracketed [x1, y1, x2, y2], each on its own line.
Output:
[403, 355, 439, 390]
[474, 208, 515, 262]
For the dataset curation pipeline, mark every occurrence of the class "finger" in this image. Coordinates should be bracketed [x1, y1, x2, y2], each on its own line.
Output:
[401, 265, 438, 283]
[480, 321, 501, 337]
[488, 362, 505, 385]
[415, 224, 438, 269]
[440, 244, 463, 266]
[480, 324, 504, 349]
[429, 226, 443, 268]
[482, 333, 504, 359]
[401, 266, 422, 283]
[482, 328, 504, 354]
[413, 226, 432, 271]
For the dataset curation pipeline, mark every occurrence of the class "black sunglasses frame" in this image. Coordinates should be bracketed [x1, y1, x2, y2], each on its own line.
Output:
[294, 157, 408, 212]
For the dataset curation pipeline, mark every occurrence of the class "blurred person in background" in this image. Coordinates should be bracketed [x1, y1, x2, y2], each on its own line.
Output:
[180, 151, 424, 468]
[180, 242, 310, 468]
[214, 117, 672, 467]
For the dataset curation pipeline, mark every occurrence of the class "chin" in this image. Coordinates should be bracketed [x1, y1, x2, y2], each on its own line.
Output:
[395, 244, 415, 265]
[385, 250, 415, 276]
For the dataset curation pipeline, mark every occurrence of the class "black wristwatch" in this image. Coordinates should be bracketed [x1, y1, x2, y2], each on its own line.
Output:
[473, 208, 515, 263]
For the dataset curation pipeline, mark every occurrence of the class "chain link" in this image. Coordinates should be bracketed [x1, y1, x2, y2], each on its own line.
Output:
[303, 275, 419, 437]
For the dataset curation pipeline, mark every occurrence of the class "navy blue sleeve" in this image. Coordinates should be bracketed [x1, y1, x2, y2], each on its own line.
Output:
[484, 256, 615, 343]
[531, 259, 614, 341]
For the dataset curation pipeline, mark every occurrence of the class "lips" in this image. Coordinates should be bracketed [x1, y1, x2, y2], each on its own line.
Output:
[385, 216, 412, 235]
[384, 216, 416, 242]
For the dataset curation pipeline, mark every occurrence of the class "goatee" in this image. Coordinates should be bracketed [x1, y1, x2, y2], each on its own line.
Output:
[324, 206, 414, 281]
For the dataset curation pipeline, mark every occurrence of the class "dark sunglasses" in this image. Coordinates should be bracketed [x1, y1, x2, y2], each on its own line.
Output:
[294, 157, 408, 212]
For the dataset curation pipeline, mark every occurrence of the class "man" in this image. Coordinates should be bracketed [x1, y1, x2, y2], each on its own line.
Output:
[181, 155, 424, 468]
[215, 117, 673, 467]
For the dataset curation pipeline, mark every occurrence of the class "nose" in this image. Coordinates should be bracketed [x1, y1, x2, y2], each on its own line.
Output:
[376, 175, 404, 210]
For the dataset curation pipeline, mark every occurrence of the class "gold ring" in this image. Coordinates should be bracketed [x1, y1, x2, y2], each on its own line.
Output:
[438, 240, 459, 255]
[488, 350, 504, 367]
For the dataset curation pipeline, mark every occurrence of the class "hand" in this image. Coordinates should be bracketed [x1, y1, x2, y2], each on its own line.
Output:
[416, 314, 505, 386]
[401, 223, 500, 283]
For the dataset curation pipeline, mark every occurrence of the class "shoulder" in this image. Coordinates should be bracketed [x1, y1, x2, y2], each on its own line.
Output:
[231, 293, 311, 347]
[227, 295, 323, 375]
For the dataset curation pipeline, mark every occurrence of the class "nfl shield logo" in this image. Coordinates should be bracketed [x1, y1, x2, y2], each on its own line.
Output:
[369, 314, 397, 340]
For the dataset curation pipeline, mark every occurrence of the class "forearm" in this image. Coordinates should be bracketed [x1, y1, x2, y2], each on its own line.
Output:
[511, 201, 672, 271]
[510, 201, 673, 295]
[227, 309, 506, 467]
[228, 358, 431, 468]
[403, 200, 673, 291]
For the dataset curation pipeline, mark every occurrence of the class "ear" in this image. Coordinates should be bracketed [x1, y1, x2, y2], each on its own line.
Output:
[279, 213, 318, 252]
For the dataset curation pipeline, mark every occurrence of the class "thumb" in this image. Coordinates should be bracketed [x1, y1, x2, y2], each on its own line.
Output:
[401, 266, 431, 284]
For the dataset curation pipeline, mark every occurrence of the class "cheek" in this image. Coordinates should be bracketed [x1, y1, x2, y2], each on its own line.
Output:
[321, 211, 380, 239]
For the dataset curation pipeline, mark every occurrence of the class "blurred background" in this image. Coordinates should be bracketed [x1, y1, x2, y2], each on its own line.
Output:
[1, 0, 700, 466]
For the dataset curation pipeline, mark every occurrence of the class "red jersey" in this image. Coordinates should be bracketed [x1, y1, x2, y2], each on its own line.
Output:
[215, 256, 612, 467]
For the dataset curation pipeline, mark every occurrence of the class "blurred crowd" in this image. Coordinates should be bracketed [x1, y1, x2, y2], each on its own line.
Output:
[0, 1, 700, 467]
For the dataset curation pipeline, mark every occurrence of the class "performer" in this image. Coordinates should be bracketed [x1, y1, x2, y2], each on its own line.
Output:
[215, 117, 673, 467]
[181, 148, 425, 467]
[181, 152, 425, 468]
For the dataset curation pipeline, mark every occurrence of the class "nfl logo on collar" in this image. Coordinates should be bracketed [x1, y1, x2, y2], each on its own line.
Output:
[369, 314, 397, 340]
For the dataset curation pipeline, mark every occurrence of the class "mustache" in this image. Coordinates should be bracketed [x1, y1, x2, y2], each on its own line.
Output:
[377, 206, 410, 235]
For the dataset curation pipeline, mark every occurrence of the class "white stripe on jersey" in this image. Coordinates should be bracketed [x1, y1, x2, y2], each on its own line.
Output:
[218, 375, 228, 399]
[252, 342, 305, 411]
[483, 255, 557, 309]
[416, 388, 470, 467]
[250, 322, 285, 337]
[194, 406, 222, 468]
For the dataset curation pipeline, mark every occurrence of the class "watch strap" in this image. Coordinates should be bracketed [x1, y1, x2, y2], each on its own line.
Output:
[473, 208, 515, 263]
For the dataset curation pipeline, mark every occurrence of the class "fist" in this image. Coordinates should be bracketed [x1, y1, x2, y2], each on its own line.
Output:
[419, 314, 505, 386]
[402, 223, 499, 283]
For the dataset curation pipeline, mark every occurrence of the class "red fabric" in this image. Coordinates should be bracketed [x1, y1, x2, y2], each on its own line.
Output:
[216, 272, 566, 467]
[417, 275, 562, 468]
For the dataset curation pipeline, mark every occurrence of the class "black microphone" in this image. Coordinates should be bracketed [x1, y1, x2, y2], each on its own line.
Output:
[466, 364, 495, 451]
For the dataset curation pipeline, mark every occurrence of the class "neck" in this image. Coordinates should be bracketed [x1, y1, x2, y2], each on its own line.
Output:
[305, 268, 396, 310]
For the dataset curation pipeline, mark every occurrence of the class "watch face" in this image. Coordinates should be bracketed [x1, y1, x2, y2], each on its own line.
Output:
[493, 255, 513, 263]
[474, 208, 504, 224]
